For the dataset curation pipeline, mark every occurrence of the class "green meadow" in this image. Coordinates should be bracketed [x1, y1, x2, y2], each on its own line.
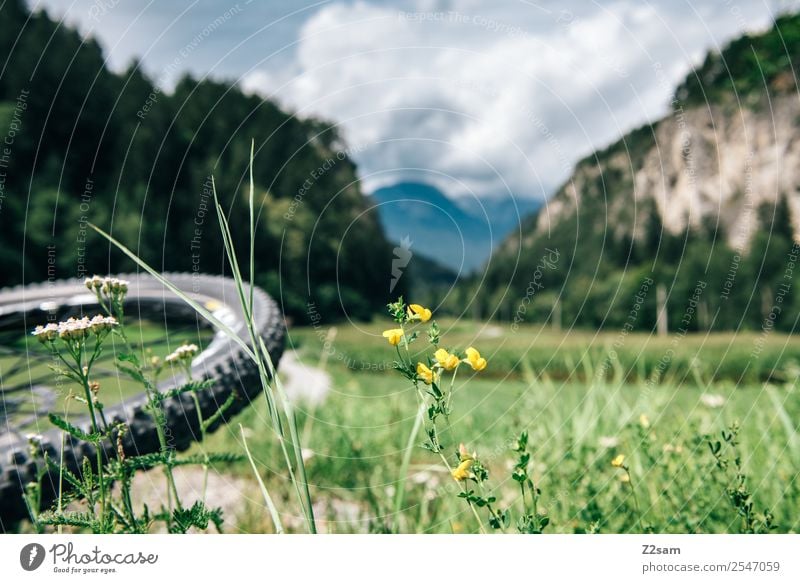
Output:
[201, 321, 800, 533]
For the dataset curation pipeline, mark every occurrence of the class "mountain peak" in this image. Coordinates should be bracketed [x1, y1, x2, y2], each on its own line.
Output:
[371, 181, 540, 272]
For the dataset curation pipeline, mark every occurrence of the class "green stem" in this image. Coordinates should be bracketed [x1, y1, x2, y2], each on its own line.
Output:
[476, 479, 507, 533]
[529, 479, 539, 524]
[436, 451, 487, 534]
[393, 401, 426, 530]
[56, 395, 72, 535]
[441, 367, 460, 446]
[115, 322, 182, 518]
[420, 380, 486, 534]
[446, 365, 459, 414]
[192, 392, 209, 503]
[211, 178, 316, 532]
[624, 467, 645, 532]
[184, 364, 210, 503]
[72, 344, 107, 531]
[240, 424, 284, 533]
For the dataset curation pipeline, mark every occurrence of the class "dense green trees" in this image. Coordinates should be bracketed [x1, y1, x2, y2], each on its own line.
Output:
[462, 188, 799, 332]
[675, 12, 800, 107]
[0, 0, 402, 321]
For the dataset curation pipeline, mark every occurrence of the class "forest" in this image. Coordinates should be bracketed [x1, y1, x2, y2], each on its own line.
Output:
[0, 0, 401, 321]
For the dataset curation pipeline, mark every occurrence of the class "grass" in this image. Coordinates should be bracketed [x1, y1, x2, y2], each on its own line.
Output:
[286, 318, 800, 384]
[200, 323, 800, 533]
[10, 145, 797, 533]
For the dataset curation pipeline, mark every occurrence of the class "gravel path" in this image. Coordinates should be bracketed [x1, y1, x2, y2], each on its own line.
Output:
[279, 349, 332, 405]
[128, 349, 331, 531]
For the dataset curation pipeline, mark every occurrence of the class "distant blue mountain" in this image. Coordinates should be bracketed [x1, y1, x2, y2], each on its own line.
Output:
[458, 195, 542, 241]
[371, 181, 540, 273]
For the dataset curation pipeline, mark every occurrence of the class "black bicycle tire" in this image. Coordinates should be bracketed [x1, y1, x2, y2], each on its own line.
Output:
[0, 272, 285, 530]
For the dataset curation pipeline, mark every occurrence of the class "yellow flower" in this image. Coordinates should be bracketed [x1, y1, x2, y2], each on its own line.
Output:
[620, 473, 630, 483]
[416, 362, 436, 385]
[463, 347, 487, 372]
[639, 414, 650, 429]
[434, 348, 460, 371]
[458, 442, 473, 461]
[407, 303, 432, 322]
[611, 454, 625, 468]
[451, 458, 474, 481]
[382, 328, 404, 346]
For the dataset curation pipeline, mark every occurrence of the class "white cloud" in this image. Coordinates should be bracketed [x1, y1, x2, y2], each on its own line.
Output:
[236, 0, 797, 200]
[37, 0, 798, 201]
[35, 0, 800, 200]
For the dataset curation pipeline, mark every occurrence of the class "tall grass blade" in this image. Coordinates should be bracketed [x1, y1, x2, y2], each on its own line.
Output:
[393, 401, 426, 530]
[209, 178, 316, 532]
[240, 424, 284, 534]
[91, 167, 318, 533]
[88, 226, 256, 361]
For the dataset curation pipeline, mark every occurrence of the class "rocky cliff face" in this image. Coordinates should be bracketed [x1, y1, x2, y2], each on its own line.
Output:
[465, 14, 800, 330]
[533, 94, 800, 254]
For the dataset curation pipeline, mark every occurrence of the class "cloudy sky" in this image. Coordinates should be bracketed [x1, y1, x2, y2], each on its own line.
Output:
[33, 0, 800, 201]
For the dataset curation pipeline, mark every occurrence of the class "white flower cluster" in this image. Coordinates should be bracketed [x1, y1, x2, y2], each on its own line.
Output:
[33, 315, 118, 342]
[165, 343, 199, 364]
[84, 275, 130, 295]
[700, 393, 725, 409]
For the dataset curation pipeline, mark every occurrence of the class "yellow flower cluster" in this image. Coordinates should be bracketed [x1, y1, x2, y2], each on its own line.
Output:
[382, 302, 488, 386]
[451, 443, 475, 481]
[434, 348, 459, 371]
[417, 346, 488, 385]
[407, 303, 431, 322]
[416, 362, 436, 385]
[382, 328, 404, 346]
[463, 347, 487, 372]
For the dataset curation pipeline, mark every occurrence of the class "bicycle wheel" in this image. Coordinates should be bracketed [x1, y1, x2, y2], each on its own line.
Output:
[0, 273, 285, 529]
